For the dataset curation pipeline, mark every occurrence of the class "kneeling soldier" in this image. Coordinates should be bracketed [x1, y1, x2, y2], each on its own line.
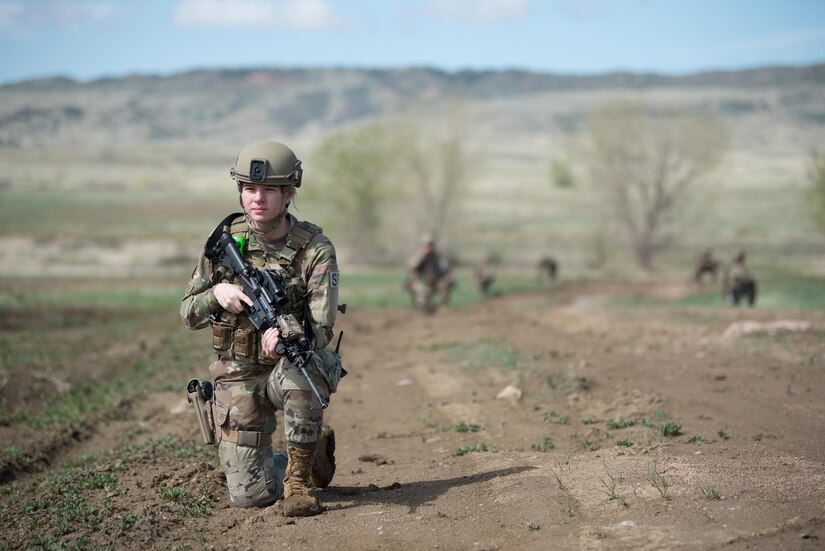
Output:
[182, 141, 342, 516]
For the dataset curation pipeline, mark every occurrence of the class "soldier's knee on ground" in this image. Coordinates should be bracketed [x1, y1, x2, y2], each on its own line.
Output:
[220, 441, 285, 508]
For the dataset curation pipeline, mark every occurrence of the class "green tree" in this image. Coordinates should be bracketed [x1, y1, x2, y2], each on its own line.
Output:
[549, 158, 575, 188]
[807, 149, 825, 239]
[310, 124, 401, 263]
[585, 100, 728, 270]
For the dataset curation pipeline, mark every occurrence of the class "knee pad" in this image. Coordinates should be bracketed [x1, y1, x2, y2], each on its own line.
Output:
[219, 441, 286, 508]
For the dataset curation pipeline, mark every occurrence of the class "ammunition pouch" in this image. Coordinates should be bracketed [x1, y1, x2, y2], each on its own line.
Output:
[233, 327, 258, 360]
[212, 322, 259, 362]
[212, 322, 234, 352]
[186, 379, 216, 445]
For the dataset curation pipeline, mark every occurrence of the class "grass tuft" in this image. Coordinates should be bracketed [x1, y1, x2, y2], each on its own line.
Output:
[453, 443, 489, 456]
[701, 484, 721, 500]
[647, 460, 671, 500]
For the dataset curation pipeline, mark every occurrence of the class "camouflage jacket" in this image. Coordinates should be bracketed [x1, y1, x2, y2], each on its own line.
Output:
[722, 262, 753, 294]
[410, 251, 444, 286]
[181, 213, 339, 352]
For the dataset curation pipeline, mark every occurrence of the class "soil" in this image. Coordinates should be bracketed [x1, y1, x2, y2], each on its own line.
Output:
[1, 280, 824, 550]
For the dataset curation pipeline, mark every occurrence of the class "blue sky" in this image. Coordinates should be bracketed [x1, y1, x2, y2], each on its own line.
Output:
[0, 0, 824, 85]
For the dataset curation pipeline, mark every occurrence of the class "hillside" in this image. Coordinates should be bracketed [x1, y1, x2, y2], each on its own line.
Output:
[0, 64, 824, 275]
[1, 64, 824, 149]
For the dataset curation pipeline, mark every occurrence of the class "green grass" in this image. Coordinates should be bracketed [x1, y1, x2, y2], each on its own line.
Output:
[0, 189, 231, 242]
[157, 486, 212, 517]
[531, 437, 555, 452]
[0, 287, 210, 439]
[0, 281, 183, 311]
[427, 337, 521, 372]
[701, 484, 721, 500]
[1, 437, 215, 546]
[657, 420, 683, 438]
[446, 422, 484, 433]
[8, 340, 199, 430]
[542, 412, 570, 425]
[609, 272, 825, 311]
[647, 461, 671, 500]
[340, 270, 552, 310]
[453, 443, 490, 456]
[607, 417, 636, 429]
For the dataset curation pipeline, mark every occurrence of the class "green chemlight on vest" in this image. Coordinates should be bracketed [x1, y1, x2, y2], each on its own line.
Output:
[234, 235, 247, 256]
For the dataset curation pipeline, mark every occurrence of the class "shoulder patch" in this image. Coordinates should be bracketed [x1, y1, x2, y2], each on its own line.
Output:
[329, 271, 339, 288]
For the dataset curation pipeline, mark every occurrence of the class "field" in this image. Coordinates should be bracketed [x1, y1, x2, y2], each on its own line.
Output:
[1, 68, 825, 549]
[1, 269, 824, 550]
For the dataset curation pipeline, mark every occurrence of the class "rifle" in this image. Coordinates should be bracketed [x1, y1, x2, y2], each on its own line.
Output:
[204, 214, 329, 408]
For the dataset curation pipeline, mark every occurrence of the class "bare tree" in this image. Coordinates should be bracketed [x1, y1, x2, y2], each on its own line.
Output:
[585, 100, 728, 270]
[395, 112, 474, 247]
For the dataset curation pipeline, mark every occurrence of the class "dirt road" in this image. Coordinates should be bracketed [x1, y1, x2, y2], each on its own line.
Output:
[1, 281, 823, 550]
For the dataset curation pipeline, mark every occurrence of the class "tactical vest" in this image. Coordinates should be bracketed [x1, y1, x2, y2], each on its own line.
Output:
[212, 214, 322, 363]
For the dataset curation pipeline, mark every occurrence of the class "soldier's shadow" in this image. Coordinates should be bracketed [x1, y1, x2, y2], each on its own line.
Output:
[317, 465, 536, 513]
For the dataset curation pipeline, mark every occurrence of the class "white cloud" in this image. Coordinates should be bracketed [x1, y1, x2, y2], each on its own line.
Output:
[730, 27, 825, 53]
[0, 3, 23, 27]
[552, 0, 606, 21]
[173, 0, 350, 31]
[0, 0, 123, 31]
[420, 0, 530, 24]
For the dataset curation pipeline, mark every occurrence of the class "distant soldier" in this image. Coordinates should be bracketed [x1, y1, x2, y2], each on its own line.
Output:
[474, 256, 496, 297]
[437, 257, 457, 308]
[537, 256, 558, 281]
[406, 236, 453, 313]
[722, 250, 757, 306]
[694, 249, 719, 283]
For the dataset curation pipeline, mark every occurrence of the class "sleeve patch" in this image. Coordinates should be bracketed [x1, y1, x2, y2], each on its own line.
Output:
[329, 271, 339, 288]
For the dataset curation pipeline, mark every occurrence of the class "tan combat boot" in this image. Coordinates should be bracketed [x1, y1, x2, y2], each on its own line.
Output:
[310, 425, 336, 489]
[283, 447, 322, 517]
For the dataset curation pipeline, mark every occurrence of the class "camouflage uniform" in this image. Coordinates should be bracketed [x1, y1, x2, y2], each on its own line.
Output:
[406, 241, 452, 313]
[537, 256, 558, 280]
[474, 258, 495, 296]
[722, 252, 757, 307]
[181, 213, 341, 508]
[694, 249, 719, 283]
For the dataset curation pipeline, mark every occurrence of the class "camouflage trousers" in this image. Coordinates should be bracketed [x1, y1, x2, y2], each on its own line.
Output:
[209, 352, 337, 508]
[408, 278, 452, 313]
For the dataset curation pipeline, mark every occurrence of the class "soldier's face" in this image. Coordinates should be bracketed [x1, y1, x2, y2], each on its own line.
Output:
[241, 184, 291, 223]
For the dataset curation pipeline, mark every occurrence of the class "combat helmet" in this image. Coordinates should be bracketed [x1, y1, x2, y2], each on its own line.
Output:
[230, 141, 303, 187]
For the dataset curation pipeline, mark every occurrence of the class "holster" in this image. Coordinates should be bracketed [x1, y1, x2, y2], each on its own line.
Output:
[186, 379, 216, 445]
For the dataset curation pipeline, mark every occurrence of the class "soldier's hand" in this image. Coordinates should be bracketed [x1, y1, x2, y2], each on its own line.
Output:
[262, 327, 282, 359]
[213, 283, 254, 314]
